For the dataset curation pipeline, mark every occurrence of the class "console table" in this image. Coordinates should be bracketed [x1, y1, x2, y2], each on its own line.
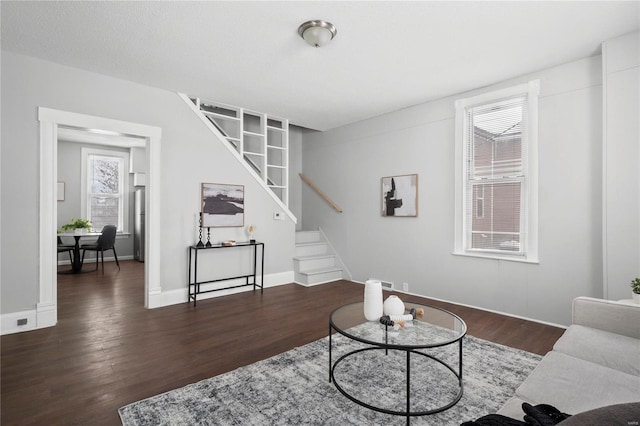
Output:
[188, 241, 264, 306]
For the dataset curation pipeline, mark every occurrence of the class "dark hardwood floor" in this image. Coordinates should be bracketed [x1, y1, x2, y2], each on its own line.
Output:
[1, 260, 564, 425]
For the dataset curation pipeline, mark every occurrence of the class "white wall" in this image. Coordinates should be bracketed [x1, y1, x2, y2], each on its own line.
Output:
[302, 55, 605, 326]
[602, 32, 640, 300]
[1, 51, 296, 316]
[288, 125, 303, 231]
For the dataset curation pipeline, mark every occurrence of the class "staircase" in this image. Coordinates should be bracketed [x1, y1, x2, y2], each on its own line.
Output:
[294, 230, 344, 286]
[187, 96, 290, 208]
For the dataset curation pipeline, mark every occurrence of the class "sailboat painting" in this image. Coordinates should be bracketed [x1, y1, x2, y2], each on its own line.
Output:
[201, 182, 245, 227]
[381, 174, 418, 217]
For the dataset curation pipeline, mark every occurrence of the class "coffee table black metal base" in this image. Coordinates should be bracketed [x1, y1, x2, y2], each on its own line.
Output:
[328, 302, 466, 425]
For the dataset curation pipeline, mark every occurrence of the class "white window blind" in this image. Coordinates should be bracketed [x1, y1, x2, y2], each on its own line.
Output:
[466, 97, 527, 254]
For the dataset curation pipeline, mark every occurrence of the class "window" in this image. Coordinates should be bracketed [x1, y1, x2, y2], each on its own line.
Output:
[81, 148, 129, 233]
[454, 81, 539, 262]
[475, 185, 484, 219]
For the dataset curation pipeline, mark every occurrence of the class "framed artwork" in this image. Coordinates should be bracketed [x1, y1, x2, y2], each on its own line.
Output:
[57, 181, 65, 201]
[201, 183, 245, 227]
[381, 174, 418, 217]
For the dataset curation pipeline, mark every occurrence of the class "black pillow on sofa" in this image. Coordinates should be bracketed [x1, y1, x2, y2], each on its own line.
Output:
[461, 403, 570, 426]
[556, 402, 640, 426]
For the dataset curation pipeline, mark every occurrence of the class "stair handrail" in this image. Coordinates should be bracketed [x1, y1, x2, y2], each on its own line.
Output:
[299, 173, 343, 213]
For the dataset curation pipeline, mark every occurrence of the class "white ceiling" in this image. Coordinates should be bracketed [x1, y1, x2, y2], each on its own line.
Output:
[2, 1, 638, 131]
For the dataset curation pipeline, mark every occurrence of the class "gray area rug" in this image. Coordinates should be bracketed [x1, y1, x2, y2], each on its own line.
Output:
[119, 329, 541, 425]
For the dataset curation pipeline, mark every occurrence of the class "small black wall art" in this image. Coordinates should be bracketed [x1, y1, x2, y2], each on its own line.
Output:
[381, 174, 418, 217]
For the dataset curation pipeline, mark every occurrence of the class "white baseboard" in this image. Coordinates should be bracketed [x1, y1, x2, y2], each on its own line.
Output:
[351, 279, 567, 329]
[36, 302, 57, 329]
[148, 270, 295, 309]
[57, 255, 134, 266]
[1, 309, 38, 335]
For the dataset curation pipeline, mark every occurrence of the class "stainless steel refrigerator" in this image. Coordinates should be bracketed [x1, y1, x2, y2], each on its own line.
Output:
[134, 188, 145, 262]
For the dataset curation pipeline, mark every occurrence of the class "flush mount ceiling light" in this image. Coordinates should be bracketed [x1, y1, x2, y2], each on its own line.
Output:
[298, 20, 337, 48]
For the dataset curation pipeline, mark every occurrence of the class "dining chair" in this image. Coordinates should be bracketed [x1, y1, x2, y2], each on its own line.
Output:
[81, 225, 120, 273]
[57, 236, 75, 263]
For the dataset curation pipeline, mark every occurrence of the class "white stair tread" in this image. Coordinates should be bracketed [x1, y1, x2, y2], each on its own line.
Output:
[293, 254, 336, 261]
[298, 266, 343, 276]
[295, 241, 327, 247]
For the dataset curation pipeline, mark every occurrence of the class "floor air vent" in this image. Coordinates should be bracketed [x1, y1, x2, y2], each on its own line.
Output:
[380, 281, 393, 290]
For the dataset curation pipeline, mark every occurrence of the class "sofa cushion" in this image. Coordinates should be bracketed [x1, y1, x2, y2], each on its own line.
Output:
[515, 351, 640, 415]
[553, 325, 640, 376]
[496, 396, 533, 420]
[572, 297, 640, 339]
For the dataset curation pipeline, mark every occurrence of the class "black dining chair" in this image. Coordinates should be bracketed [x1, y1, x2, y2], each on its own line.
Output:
[57, 236, 75, 263]
[81, 225, 120, 273]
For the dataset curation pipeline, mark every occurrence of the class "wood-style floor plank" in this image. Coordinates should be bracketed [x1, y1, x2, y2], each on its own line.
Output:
[1, 260, 564, 425]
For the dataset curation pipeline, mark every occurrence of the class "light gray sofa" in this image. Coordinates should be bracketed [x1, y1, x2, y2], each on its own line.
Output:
[497, 297, 640, 419]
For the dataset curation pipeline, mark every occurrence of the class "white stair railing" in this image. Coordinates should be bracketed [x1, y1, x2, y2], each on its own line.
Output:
[178, 93, 295, 223]
[191, 96, 289, 207]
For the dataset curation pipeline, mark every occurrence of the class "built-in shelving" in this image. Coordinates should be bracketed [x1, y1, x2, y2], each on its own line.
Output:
[191, 97, 289, 207]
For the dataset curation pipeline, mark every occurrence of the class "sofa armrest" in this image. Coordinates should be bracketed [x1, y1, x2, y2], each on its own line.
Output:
[572, 297, 640, 339]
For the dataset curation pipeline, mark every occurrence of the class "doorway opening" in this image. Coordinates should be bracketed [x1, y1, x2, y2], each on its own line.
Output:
[38, 108, 161, 329]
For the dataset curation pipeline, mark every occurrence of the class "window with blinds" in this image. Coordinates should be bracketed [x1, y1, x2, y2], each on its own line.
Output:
[455, 80, 539, 262]
[81, 147, 129, 233]
[467, 97, 526, 254]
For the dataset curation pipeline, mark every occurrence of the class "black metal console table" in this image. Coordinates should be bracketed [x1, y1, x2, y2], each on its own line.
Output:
[188, 241, 264, 306]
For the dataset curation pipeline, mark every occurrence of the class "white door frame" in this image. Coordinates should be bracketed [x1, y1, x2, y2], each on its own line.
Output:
[37, 108, 162, 328]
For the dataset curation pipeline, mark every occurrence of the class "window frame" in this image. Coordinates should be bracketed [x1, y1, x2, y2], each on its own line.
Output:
[80, 147, 130, 233]
[454, 80, 539, 263]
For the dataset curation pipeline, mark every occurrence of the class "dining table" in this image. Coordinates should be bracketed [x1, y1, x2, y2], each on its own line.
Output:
[58, 232, 102, 274]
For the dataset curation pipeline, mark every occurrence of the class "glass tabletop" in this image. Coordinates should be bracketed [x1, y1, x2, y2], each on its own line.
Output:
[330, 301, 467, 349]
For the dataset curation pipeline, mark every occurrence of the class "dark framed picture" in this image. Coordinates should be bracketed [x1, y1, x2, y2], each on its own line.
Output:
[381, 174, 418, 217]
[201, 183, 245, 227]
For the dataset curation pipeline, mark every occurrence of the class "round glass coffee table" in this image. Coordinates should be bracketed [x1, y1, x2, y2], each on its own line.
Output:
[329, 301, 467, 425]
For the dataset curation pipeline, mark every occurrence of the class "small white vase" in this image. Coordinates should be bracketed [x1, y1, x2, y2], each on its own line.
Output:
[633, 293, 640, 304]
[363, 280, 383, 321]
[74, 228, 85, 236]
[383, 295, 405, 316]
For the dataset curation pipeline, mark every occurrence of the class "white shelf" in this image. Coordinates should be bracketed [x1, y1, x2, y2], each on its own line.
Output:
[195, 97, 289, 207]
[201, 110, 240, 121]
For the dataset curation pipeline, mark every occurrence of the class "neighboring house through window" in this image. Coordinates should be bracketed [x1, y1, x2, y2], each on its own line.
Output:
[454, 80, 539, 262]
[81, 147, 129, 233]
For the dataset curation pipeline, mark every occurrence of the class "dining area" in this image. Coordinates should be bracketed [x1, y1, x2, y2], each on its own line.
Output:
[56, 138, 145, 277]
[57, 220, 120, 274]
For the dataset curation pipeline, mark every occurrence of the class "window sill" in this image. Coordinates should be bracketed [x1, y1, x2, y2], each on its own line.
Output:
[452, 251, 539, 264]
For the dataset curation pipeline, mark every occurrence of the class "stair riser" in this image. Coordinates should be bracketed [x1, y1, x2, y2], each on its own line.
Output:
[295, 244, 328, 257]
[294, 257, 336, 271]
[295, 231, 321, 244]
[295, 270, 343, 286]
